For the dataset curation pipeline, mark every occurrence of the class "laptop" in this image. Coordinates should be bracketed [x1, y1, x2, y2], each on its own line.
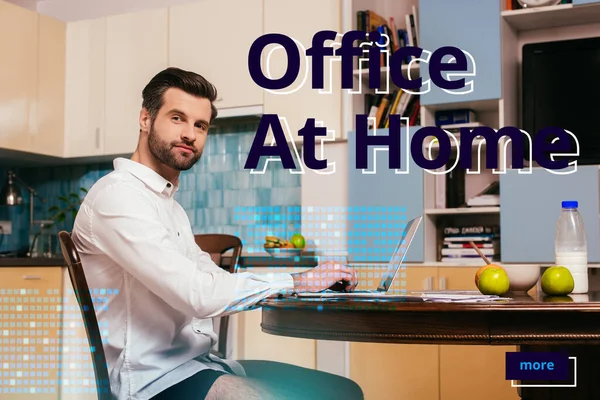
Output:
[295, 216, 424, 300]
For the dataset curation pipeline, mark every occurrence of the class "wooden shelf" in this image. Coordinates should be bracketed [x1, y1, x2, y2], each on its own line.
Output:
[502, 3, 600, 32]
[423, 136, 490, 151]
[422, 98, 499, 113]
[425, 207, 500, 215]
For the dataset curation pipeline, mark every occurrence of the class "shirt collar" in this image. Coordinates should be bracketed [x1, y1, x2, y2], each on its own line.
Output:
[113, 157, 179, 197]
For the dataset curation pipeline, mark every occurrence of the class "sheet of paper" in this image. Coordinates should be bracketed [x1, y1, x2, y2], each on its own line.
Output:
[411, 291, 512, 302]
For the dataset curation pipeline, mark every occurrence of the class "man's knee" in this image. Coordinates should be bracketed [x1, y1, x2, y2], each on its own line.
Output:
[238, 359, 364, 400]
[339, 376, 364, 399]
[205, 374, 279, 400]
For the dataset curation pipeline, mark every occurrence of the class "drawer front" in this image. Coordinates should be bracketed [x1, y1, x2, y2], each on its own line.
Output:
[1, 266, 63, 289]
[1, 266, 63, 400]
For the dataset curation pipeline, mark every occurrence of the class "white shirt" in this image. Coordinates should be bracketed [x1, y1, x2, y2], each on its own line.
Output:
[71, 157, 295, 400]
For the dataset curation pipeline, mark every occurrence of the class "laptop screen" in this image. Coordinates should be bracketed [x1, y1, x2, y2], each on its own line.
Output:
[376, 216, 422, 292]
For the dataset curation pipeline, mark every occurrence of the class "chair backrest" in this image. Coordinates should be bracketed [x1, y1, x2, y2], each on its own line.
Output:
[57, 231, 113, 400]
[194, 233, 243, 274]
[193, 233, 243, 358]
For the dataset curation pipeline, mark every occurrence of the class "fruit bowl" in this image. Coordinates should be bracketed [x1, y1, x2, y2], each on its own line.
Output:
[263, 234, 306, 258]
[502, 264, 541, 293]
[265, 248, 304, 258]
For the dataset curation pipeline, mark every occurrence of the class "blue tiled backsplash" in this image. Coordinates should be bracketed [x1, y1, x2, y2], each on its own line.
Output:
[0, 122, 301, 254]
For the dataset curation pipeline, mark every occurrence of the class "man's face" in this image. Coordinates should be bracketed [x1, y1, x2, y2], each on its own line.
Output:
[146, 87, 212, 171]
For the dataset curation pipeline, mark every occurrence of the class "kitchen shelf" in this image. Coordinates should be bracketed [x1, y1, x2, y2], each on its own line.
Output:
[425, 207, 500, 215]
[502, 3, 600, 32]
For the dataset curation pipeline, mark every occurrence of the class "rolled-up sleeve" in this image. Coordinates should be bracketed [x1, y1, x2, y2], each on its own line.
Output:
[87, 183, 295, 319]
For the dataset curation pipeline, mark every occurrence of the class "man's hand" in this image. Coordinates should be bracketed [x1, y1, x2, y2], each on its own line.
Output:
[291, 261, 358, 293]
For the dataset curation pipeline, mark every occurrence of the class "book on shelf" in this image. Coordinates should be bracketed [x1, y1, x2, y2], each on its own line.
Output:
[355, 7, 420, 70]
[441, 225, 500, 263]
[366, 90, 420, 129]
[433, 155, 466, 209]
[440, 121, 484, 131]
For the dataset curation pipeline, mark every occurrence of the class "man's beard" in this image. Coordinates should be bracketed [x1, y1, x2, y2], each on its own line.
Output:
[147, 123, 203, 171]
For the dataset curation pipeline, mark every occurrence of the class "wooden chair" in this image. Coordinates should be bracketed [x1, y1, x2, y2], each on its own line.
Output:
[193, 233, 243, 359]
[57, 231, 113, 400]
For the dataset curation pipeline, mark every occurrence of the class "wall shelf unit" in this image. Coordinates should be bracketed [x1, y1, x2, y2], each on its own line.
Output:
[345, 0, 508, 266]
[346, 0, 600, 267]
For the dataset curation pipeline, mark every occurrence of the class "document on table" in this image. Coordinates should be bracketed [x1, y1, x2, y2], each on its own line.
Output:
[412, 291, 512, 302]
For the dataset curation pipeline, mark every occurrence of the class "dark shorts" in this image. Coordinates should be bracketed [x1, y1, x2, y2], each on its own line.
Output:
[150, 369, 228, 400]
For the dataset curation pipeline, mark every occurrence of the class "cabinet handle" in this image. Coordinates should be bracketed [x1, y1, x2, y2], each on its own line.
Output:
[439, 276, 447, 290]
[96, 128, 100, 148]
[423, 276, 433, 291]
[22, 275, 41, 280]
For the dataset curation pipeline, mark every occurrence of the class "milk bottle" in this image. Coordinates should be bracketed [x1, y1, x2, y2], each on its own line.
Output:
[554, 200, 588, 294]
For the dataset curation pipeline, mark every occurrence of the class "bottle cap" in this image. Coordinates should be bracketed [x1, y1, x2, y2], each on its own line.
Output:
[562, 200, 578, 208]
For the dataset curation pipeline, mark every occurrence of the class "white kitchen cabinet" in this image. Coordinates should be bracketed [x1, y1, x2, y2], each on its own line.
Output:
[63, 17, 106, 158]
[104, 8, 169, 156]
[262, 0, 342, 143]
[169, 0, 264, 113]
[0, 0, 37, 153]
[33, 14, 67, 157]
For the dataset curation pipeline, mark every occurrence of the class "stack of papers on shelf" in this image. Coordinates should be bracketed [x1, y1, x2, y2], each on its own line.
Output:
[467, 181, 500, 207]
[414, 291, 512, 302]
[467, 195, 500, 207]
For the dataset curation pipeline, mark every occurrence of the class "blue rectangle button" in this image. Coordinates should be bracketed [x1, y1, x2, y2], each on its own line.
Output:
[506, 352, 570, 381]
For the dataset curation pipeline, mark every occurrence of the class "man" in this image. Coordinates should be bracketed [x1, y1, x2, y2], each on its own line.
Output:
[71, 67, 363, 400]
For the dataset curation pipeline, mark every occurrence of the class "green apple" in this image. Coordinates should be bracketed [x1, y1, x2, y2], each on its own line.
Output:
[290, 233, 306, 249]
[478, 266, 510, 296]
[541, 266, 574, 296]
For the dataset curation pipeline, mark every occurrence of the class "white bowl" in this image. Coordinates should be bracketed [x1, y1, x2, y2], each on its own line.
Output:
[502, 264, 541, 292]
[265, 248, 304, 258]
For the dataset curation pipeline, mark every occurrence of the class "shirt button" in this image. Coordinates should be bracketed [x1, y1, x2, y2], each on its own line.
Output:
[167, 183, 172, 188]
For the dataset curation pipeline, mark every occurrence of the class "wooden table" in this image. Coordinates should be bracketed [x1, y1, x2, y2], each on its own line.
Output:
[260, 291, 600, 400]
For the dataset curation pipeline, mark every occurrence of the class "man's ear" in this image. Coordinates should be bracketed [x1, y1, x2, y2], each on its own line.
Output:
[139, 108, 151, 133]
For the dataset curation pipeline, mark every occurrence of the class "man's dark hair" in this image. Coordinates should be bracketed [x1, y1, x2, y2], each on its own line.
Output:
[142, 67, 218, 124]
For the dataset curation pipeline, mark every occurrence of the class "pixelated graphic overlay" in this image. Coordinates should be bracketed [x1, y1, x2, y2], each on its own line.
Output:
[233, 205, 407, 259]
[1, 286, 62, 395]
[233, 205, 408, 299]
[0, 285, 117, 395]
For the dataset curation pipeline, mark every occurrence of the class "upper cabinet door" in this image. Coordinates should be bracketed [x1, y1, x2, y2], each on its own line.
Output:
[104, 8, 169, 156]
[33, 14, 66, 158]
[0, 1, 37, 153]
[63, 18, 106, 158]
[347, 126, 425, 263]
[419, 0, 501, 106]
[169, 0, 264, 111]
[263, 0, 341, 143]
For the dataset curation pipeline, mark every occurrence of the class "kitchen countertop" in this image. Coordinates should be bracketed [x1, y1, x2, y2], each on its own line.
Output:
[5, 255, 600, 269]
[234, 254, 319, 268]
[0, 257, 66, 266]
[0, 254, 321, 268]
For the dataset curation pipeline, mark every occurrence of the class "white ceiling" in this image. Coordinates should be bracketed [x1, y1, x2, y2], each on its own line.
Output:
[6, 0, 200, 21]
